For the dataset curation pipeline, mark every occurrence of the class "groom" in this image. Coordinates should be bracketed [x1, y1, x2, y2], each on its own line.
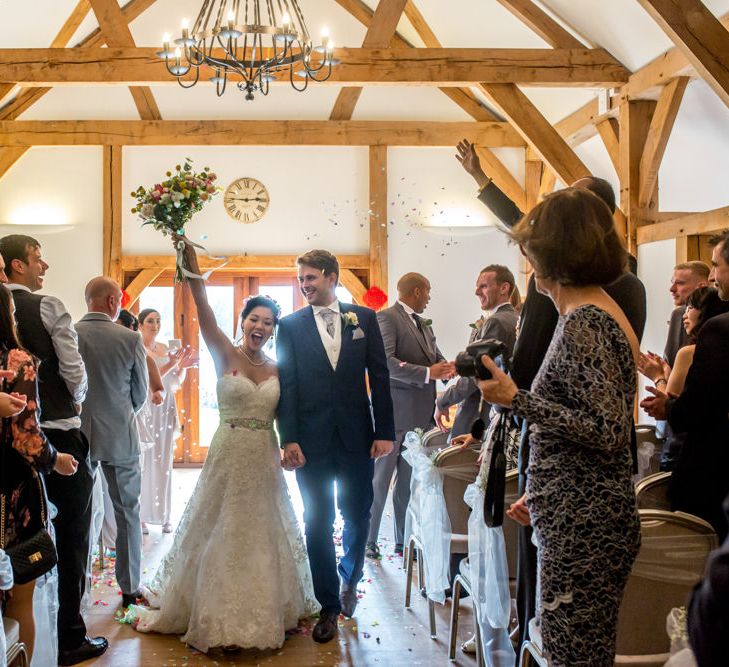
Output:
[277, 249, 395, 643]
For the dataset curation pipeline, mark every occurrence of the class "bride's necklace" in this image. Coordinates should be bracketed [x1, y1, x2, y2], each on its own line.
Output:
[238, 344, 267, 366]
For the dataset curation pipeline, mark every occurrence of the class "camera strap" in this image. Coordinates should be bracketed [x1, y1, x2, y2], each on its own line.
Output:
[483, 410, 508, 528]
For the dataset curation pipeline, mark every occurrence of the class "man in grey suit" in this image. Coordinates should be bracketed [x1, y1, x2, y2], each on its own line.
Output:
[366, 273, 454, 558]
[435, 265, 518, 439]
[75, 277, 148, 607]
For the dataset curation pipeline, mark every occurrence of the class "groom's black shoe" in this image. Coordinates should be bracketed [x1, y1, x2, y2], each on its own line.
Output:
[312, 611, 339, 643]
[340, 586, 358, 618]
[58, 636, 109, 666]
[121, 590, 146, 608]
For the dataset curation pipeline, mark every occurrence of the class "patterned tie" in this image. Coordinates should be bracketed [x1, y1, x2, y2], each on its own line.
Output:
[320, 308, 336, 338]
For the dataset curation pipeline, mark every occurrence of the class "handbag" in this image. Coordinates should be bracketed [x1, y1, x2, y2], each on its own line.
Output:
[481, 410, 508, 528]
[1, 416, 58, 585]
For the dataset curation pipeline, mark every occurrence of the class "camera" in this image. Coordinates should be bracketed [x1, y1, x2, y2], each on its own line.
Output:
[455, 338, 509, 381]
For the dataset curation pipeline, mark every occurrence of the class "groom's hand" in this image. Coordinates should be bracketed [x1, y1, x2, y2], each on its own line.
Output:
[282, 443, 306, 470]
[370, 440, 394, 459]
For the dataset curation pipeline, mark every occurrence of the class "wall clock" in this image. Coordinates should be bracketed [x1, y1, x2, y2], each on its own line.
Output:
[223, 177, 270, 223]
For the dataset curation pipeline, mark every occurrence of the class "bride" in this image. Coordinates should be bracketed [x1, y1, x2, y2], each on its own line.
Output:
[129, 237, 319, 651]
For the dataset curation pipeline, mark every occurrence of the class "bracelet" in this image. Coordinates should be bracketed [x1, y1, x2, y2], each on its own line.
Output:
[477, 177, 493, 195]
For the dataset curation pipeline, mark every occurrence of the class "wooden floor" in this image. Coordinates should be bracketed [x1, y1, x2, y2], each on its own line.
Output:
[82, 469, 478, 666]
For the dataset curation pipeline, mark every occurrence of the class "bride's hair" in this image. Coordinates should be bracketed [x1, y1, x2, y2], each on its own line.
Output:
[240, 295, 281, 328]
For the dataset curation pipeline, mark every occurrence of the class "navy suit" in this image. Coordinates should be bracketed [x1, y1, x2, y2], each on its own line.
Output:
[276, 302, 395, 614]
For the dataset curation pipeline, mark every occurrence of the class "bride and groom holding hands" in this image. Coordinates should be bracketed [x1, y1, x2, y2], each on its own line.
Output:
[131, 240, 395, 651]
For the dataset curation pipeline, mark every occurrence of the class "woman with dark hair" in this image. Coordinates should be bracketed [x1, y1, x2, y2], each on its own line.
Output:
[130, 238, 317, 652]
[639, 286, 729, 488]
[135, 308, 195, 533]
[0, 285, 78, 660]
[476, 188, 641, 666]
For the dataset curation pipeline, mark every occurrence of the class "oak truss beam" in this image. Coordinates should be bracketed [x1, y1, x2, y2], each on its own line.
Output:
[121, 255, 370, 272]
[0, 120, 524, 148]
[495, 0, 585, 49]
[636, 0, 729, 108]
[0, 48, 630, 87]
[636, 205, 729, 244]
[88, 0, 162, 120]
[330, 0, 408, 120]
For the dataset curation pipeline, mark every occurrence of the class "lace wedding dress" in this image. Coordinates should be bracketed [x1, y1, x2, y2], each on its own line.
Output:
[130, 374, 319, 651]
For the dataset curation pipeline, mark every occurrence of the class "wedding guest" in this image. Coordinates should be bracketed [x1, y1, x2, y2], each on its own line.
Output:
[455, 140, 647, 651]
[75, 277, 149, 608]
[435, 264, 518, 441]
[366, 273, 453, 559]
[479, 188, 640, 666]
[135, 309, 193, 533]
[639, 287, 729, 470]
[0, 234, 106, 665]
[642, 230, 729, 540]
[0, 284, 78, 662]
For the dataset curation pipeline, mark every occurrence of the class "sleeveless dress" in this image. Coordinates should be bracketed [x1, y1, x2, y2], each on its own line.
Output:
[130, 374, 319, 651]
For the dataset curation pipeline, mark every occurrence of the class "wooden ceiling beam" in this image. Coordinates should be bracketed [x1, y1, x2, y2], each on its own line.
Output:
[479, 82, 591, 184]
[0, 48, 630, 87]
[330, 0, 408, 120]
[636, 205, 729, 244]
[596, 117, 620, 174]
[0, 119, 524, 147]
[122, 254, 370, 271]
[636, 0, 729, 108]
[495, 0, 585, 48]
[638, 75, 689, 207]
[88, 0, 161, 120]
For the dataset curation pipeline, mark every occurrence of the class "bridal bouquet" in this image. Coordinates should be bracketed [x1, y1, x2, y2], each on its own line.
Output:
[131, 159, 220, 281]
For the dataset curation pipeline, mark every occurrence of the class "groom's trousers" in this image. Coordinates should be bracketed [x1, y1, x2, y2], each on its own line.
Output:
[296, 435, 374, 615]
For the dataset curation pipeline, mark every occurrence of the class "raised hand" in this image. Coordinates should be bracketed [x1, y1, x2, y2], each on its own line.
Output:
[637, 351, 669, 383]
[455, 139, 490, 189]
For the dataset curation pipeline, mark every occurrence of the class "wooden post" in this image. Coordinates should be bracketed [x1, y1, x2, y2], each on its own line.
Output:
[174, 284, 200, 465]
[102, 144, 123, 284]
[369, 145, 388, 298]
[618, 101, 657, 254]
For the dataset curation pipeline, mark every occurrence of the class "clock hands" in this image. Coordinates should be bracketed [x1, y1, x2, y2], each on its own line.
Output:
[228, 196, 268, 202]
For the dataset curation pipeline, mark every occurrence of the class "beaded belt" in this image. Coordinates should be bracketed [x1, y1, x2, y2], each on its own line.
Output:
[224, 417, 273, 431]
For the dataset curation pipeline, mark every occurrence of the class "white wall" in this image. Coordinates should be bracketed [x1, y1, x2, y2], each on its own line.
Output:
[0, 147, 103, 320]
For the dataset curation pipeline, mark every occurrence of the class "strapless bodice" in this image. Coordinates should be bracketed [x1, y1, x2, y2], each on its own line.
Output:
[216, 374, 279, 425]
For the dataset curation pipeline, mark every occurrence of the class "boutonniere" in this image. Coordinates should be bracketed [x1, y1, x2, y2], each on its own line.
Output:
[469, 316, 486, 330]
[342, 311, 359, 329]
[420, 318, 433, 327]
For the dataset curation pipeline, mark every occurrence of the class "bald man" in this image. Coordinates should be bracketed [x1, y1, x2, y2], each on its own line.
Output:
[75, 277, 148, 608]
[366, 273, 454, 558]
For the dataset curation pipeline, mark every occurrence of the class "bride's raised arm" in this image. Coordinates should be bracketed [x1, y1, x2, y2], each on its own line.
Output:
[175, 235, 235, 377]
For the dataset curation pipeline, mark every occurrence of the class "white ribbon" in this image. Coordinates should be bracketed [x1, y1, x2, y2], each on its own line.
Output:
[175, 239, 228, 281]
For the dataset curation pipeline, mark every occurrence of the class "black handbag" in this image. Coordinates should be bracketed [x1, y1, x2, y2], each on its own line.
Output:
[1, 418, 58, 585]
[481, 410, 508, 528]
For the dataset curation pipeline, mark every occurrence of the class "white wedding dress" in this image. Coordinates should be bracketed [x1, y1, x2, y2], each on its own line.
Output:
[131, 374, 319, 651]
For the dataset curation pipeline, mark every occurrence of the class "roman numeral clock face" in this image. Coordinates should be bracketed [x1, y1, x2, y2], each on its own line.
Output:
[223, 178, 270, 224]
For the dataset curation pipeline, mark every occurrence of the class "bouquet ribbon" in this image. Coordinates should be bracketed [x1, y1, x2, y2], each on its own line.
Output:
[175, 238, 229, 281]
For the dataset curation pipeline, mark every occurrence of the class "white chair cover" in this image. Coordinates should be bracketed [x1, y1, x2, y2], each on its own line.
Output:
[31, 503, 59, 667]
[402, 431, 477, 604]
[0, 548, 12, 667]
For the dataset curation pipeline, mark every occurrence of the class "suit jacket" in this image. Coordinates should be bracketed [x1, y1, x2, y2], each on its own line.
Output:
[377, 302, 445, 435]
[667, 312, 729, 539]
[276, 302, 395, 459]
[664, 305, 690, 368]
[75, 313, 149, 464]
[437, 304, 519, 438]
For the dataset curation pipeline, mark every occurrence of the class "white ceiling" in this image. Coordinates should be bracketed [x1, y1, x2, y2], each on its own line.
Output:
[2, 0, 729, 122]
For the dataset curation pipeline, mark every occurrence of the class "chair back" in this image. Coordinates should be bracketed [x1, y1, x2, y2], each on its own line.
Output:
[635, 471, 672, 511]
[615, 509, 717, 656]
[635, 423, 661, 475]
[422, 427, 449, 454]
[432, 445, 479, 536]
[502, 470, 519, 580]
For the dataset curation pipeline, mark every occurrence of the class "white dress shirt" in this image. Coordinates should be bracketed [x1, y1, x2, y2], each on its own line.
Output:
[397, 300, 432, 384]
[7, 283, 87, 430]
[312, 299, 342, 370]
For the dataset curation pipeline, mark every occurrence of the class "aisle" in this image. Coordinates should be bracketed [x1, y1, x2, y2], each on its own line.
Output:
[84, 469, 478, 666]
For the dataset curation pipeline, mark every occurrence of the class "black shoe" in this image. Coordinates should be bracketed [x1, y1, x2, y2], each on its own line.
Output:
[58, 636, 109, 666]
[365, 541, 381, 559]
[394, 543, 404, 557]
[340, 586, 358, 618]
[312, 611, 339, 643]
[121, 590, 145, 608]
